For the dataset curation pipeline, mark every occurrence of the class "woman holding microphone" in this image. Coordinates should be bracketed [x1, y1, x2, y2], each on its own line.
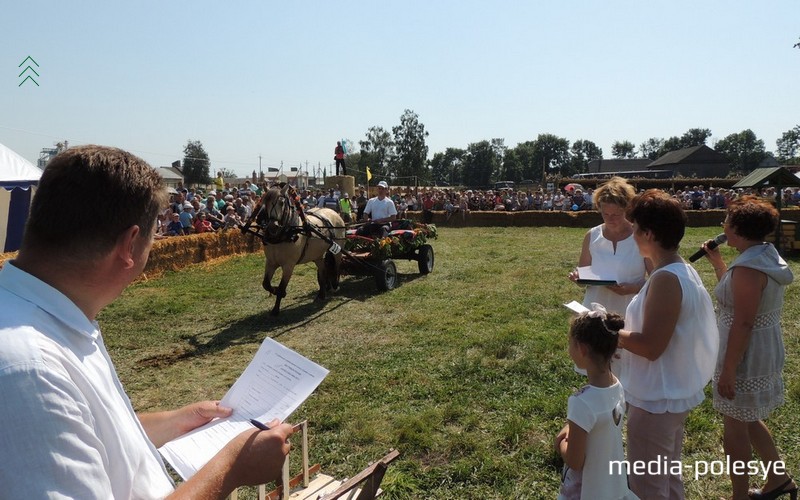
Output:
[700, 196, 795, 500]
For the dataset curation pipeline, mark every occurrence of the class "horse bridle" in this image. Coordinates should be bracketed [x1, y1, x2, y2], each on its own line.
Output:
[257, 189, 302, 244]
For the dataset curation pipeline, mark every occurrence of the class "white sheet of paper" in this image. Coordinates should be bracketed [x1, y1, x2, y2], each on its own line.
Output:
[563, 300, 590, 314]
[576, 266, 617, 282]
[159, 338, 329, 480]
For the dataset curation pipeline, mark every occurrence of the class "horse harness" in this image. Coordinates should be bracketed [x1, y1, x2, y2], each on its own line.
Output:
[251, 189, 340, 264]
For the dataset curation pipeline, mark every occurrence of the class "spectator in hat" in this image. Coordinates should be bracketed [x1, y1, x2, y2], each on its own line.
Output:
[223, 204, 242, 231]
[179, 202, 194, 233]
[166, 212, 185, 236]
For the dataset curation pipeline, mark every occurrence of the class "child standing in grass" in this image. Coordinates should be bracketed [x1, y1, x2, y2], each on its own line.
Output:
[555, 306, 638, 500]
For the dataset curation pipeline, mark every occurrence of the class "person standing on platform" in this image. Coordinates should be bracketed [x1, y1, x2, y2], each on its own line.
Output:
[334, 141, 346, 176]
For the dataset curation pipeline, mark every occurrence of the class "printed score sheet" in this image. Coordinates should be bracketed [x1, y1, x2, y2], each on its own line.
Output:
[159, 338, 329, 479]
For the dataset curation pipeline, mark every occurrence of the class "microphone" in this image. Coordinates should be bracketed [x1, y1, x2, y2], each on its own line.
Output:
[688, 233, 727, 262]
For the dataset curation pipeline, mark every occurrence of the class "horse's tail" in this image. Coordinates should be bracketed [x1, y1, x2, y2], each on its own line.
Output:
[325, 251, 340, 291]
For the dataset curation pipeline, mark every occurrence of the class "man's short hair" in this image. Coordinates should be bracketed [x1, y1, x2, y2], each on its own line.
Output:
[23, 145, 166, 259]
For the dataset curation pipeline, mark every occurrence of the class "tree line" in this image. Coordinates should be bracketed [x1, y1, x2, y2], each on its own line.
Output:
[179, 116, 800, 188]
[352, 113, 800, 188]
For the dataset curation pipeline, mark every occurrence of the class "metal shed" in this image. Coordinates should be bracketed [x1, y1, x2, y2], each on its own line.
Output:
[732, 167, 800, 254]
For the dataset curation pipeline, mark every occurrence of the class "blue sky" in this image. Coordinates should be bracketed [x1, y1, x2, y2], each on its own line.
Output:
[2, 1, 798, 178]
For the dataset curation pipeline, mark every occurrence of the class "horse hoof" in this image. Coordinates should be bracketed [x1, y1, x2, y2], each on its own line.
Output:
[270, 308, 280, 316]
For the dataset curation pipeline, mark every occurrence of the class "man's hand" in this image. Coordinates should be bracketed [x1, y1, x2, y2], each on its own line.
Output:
[169, 419, 295, 499]
[139, 401, 232, 448]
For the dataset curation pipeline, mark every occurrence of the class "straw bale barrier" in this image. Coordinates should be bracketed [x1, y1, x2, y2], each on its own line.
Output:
[142, 231, 262, 276]
[2, 208, 799, 272]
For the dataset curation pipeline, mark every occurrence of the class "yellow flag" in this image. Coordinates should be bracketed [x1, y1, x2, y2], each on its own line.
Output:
[366, 166, 372, 182]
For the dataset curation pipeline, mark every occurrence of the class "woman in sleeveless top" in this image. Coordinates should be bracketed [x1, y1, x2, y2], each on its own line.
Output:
[699, 196, 795, 500]
[616, 190, 718, 500]
[569, 177, 649, 317]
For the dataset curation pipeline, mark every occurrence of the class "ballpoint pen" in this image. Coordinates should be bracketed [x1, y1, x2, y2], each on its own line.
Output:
[249, 418, 271, 431]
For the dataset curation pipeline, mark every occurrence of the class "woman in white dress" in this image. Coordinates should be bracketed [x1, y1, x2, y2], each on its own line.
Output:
[569, 177, 650, 317]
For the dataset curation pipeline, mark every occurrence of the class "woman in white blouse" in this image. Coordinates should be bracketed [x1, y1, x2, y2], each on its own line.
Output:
[616, 190, 718, 500]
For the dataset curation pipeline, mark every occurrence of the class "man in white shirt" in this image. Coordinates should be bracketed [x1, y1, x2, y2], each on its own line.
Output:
[0, 145, 293, 499]
[359, 180, 397, 237]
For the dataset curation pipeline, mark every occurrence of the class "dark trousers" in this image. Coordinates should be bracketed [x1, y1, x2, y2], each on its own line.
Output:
[356, 222, 389, 238]
[335, 158, 346, 176]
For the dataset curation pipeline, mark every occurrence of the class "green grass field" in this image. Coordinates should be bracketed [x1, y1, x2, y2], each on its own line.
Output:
[98, 227, 800, 499]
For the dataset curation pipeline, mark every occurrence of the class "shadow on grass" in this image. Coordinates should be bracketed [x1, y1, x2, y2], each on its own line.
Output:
[138, 272, 425, 366]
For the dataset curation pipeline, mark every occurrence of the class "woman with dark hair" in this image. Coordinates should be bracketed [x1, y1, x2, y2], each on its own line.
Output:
[616, 189, 718, 499]
[700, 196, 795, 500]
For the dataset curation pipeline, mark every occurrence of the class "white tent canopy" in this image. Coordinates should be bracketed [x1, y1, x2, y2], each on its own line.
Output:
[1, 143, 42, 252]
[0, 143, 42, 188]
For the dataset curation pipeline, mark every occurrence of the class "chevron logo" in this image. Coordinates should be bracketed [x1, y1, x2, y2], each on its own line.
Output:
[18, 56, 40, 87]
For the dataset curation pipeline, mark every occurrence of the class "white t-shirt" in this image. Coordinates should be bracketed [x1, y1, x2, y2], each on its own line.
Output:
[559, 381, 638, 500]
[0, 262, 175, 499]
[364, 196, 397, 221]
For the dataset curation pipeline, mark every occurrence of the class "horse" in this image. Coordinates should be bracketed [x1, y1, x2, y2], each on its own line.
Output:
[248, 184, 346, 316]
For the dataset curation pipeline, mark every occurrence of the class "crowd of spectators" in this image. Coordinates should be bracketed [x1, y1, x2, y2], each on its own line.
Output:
[157, 180, 800, 238]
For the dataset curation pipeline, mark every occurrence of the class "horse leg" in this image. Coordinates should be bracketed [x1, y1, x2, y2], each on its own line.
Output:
[314, 258, 328, 300]
[262, 251, 278, 295]
[325, 252, 341, 291]
[271, 265, 294, 316]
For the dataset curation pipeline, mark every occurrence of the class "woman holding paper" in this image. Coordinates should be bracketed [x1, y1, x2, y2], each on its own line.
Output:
[616, 190, 718, 499]
[569, 177, 649, 317]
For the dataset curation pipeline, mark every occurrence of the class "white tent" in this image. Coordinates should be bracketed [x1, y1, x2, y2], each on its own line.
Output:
[1, 143, 42, 252]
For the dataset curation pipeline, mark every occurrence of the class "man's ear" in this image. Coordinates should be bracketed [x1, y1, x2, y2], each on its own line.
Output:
[115, 225, 141, 270]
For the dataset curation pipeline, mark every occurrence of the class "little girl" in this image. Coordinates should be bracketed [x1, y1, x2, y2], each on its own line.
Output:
[555, 305, 637, 500]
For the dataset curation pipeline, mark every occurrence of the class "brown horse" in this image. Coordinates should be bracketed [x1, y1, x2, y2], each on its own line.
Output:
[251, 185, 346, 315]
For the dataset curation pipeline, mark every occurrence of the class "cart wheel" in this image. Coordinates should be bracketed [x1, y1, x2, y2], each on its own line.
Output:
[375, 259, 398, 291]
[417, 244, 434, 274]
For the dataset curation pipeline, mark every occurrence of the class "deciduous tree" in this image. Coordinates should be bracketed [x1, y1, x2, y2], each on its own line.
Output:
[183, 140, 211, 186]
[776, 125, 800, 163]
[462, 140, 498, 187]
[639, 137, 665, 160]
[660, 128, 712, 157]
[390, 109, 429, 184]
[532, 134, 570, 179]
[714, 129, 766, 173]
[611, 140, 636, 159]
[569, 139, 603, 175]
[359, 126, 393, 184]
[430, 148, 465, 186]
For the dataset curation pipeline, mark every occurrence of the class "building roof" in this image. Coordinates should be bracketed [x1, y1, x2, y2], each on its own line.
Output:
[647, 145, 729, 168]
[588, 158, 651, 173]
[733, 167, 800, 189]
[157, 166, 184, 181]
